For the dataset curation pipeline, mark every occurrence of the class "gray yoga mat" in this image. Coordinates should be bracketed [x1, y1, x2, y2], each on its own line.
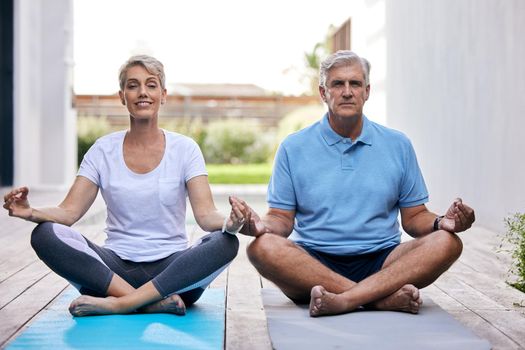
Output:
[262, 288, 491, 350]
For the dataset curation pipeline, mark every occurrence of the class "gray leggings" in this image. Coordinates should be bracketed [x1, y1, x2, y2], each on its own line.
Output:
[31, 222, 239, 306]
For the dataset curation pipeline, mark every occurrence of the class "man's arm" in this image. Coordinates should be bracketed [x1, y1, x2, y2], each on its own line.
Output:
[260, 208, 295, 238]
[401, 198, 476, 237]
[399, 204, 436, 238]
[240, 205, 295, 238]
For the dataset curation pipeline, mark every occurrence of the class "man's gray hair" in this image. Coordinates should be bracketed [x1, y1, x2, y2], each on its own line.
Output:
[119, 55, 166, 90]
[319, 50, 371, 88]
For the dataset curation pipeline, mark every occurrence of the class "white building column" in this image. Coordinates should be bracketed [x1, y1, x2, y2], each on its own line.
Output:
[13, 0, 76, 190]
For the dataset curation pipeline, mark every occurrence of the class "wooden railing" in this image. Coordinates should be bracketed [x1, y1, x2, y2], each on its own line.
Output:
[75, 94, 322, 129]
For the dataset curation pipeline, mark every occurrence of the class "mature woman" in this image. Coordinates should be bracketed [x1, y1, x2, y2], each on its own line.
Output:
[3, 55, 245, 316]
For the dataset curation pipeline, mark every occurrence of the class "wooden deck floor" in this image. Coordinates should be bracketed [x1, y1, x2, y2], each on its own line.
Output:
[1, 187, 524, 349]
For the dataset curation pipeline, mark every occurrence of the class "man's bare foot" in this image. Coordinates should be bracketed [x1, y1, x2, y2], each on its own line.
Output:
[309, 284, 423, 317]
[139, 294, 186, 315]
[69, 295, 120, 317]
[309, 285, 351, 317]
[372, 284, 422, 314]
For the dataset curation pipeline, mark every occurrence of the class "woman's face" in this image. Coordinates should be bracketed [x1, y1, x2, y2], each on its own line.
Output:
[119, 65, 167, 120]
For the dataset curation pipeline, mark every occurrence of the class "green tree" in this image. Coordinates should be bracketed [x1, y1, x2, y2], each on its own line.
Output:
[303, 26, 334, 95]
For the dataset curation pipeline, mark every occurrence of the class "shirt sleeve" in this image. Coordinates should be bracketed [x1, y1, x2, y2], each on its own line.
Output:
[398, 139, 429, 207]
[77, 141, 101, 186]
[184, 139, 208, 182]
[267, 143, 297, 210]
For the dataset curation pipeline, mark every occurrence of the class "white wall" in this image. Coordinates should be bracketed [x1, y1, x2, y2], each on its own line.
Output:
[383, 0, 525, 231]
[14, 0, 76, 189]
[349, 0, 387, 125]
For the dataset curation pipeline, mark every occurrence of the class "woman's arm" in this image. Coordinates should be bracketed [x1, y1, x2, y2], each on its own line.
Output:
[187, 175, 246, 233]
[3, 176, 99, 226]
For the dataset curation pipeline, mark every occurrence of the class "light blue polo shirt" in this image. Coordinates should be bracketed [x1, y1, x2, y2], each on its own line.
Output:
[268, 114, 429, 255]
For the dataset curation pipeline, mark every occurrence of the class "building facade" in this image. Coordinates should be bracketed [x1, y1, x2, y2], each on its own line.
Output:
[1, 0, 76, 189]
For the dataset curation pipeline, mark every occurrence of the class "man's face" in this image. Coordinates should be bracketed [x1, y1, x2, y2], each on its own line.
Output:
[319, 63, 370, 120]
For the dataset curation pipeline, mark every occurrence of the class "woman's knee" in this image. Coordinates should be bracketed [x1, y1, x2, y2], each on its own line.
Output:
[223, 232, 240, 260]
[30, 221, 55, 252]
[209, 230, 239, 261]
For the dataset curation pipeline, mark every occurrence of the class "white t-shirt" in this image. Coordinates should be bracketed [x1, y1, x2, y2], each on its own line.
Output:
[78, 130, 207, 262]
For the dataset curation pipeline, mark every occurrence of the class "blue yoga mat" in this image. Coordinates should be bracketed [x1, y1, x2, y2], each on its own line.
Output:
[7, 288, 225, 350]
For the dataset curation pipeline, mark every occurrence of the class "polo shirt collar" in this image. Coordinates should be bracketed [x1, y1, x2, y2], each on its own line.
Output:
[320, 113, 373, 146]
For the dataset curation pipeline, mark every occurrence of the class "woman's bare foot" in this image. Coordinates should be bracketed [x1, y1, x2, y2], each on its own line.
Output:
[69, 295, 120, 317]
[309, 285, 351, 317]
[139, 294, 186, 315]
[372, 284, 422, 314]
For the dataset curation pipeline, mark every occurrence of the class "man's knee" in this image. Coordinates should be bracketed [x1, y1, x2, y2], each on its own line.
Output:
[246, 233, 289, 269]
[435, 230, 463, 263]
[246, 234, 269, 266]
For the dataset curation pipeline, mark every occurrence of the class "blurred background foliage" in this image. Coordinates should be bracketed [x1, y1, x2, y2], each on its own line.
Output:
[76, 104, 325, 183]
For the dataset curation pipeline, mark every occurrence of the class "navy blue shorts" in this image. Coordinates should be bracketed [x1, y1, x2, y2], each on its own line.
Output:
[298, 244, 398, 283]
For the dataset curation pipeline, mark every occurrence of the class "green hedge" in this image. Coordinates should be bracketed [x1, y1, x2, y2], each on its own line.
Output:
[77, 106, 324, 169]
[206, 163, 272, 184]
[203, 119, 274, 164]
[77, 116, 111, 167]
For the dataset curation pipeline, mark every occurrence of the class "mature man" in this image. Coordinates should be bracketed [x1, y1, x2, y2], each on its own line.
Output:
[240, 50, 475, 316]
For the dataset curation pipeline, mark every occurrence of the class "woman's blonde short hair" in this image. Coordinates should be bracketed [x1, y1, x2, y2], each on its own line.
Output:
[118, 55, 166, 90]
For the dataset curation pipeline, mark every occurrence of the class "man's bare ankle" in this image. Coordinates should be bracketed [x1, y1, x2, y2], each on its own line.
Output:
[372, 285, 421, 314]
